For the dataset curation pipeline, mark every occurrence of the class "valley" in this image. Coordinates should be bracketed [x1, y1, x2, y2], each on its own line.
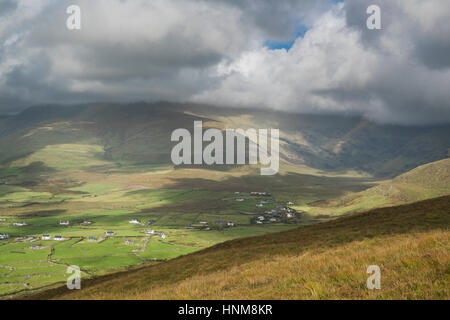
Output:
[0, 103, 448, 299]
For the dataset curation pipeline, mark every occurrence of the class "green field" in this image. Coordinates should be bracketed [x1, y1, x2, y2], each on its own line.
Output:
[0, 104, 448, 299]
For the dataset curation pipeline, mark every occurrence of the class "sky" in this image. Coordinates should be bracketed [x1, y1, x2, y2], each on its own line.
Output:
[0, 0, 450, 125]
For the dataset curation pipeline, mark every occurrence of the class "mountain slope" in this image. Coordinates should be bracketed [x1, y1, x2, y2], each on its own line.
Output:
[307, 158, 450, 216]
[29, 196, 450, 300]
[0, 102, 449, 177]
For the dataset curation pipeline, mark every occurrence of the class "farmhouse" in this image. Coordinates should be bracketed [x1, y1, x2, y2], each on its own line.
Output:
[88, 237, 97, 242]
[60, 220, 70, 226]
[258, 216, 265, 221]
[129, 219, 140, 224]
[160, 233, 166, 239]
[42, 235, 51, 240]
[145, 229, 155, 234]
[81, 221, 92, 225]
[13, 222, 27, 226]
[227, 222, 235, 227]
[199, 221, 208, 225]
[251, 192, 271, 196]
[256, 203, 264, 207]
[146, 220, 155, 225]
[0, 218, 6, 222]
[0, 233, 9, 240]
[53, 236, 64, 241]
[125, 240, 136, 245]
[105, 231, 115, 236]
[235, 198, 245, 202]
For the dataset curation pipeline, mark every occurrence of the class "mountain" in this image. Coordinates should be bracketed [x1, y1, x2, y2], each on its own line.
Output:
[306, 158, 450, 216]
[28, 196, 450, 300]
[1, 102, 448, 299]
[0, 102, 449, 177]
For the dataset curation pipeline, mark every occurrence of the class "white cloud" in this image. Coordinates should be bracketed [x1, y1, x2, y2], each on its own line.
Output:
[0, 0, 449, 124]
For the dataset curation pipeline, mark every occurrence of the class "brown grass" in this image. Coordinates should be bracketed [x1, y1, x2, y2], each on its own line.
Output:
[26, 196, 450, 300]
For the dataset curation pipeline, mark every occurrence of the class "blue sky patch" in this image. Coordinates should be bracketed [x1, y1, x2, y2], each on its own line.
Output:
[264, 25, 309, 51]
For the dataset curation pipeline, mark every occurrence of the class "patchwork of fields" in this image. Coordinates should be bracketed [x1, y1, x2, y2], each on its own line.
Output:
[0, 167, 315, 298]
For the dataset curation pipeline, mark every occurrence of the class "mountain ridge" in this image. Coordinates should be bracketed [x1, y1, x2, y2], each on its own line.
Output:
[1, 102, 449, 177]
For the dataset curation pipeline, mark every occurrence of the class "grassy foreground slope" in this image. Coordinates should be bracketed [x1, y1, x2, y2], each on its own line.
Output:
[30, 196, 449, 300]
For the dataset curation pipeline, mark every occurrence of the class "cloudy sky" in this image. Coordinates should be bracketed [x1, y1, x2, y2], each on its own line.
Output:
[0, 0, 449, 125]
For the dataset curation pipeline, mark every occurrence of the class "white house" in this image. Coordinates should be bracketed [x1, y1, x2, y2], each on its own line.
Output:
[105, 231, 115, 236]
[227, 222, 235, 227]
[53, 236, 64, 241]
[235, 198, 245, 202]
[258, 216, 265, 221]
[42, 235, 51, 240]
[256, 203, 264, 207]
[0, 233, 9, 240]
[160, 233, 166, 239]
[129, 219, 140, 224]
[13, 222, 27, 226]
[60, 220, 70, 226]
[145, 229, 155, 234]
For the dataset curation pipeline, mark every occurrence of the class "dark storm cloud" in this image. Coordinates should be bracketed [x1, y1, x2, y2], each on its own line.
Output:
[0, 0, 17, 16]
[213, 0, 331, 40]
[0, 0, 449, 125]
[344, 0, 450, 70]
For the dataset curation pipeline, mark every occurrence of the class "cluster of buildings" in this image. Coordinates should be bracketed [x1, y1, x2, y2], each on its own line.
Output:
[253, 205, 301, 224]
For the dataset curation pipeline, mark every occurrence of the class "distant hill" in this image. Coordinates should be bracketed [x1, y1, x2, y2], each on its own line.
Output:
[28, 196, 450, 300]
[0, 102, 449, 177]
[307, 158, 450, 216]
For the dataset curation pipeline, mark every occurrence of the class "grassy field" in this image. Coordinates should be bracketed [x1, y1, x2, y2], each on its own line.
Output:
[0, 168, 308, 298]
[26, 196, 449, 300]
[1, 154, 448, 298]
[0, 105, 448, 299]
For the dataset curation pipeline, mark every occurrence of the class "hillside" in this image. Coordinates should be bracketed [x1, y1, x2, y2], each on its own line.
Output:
[1, 103, 449, 298]
[29, 196, 450, 300]
[306, 158, 450, 216]
[0, 102, 449, 177]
